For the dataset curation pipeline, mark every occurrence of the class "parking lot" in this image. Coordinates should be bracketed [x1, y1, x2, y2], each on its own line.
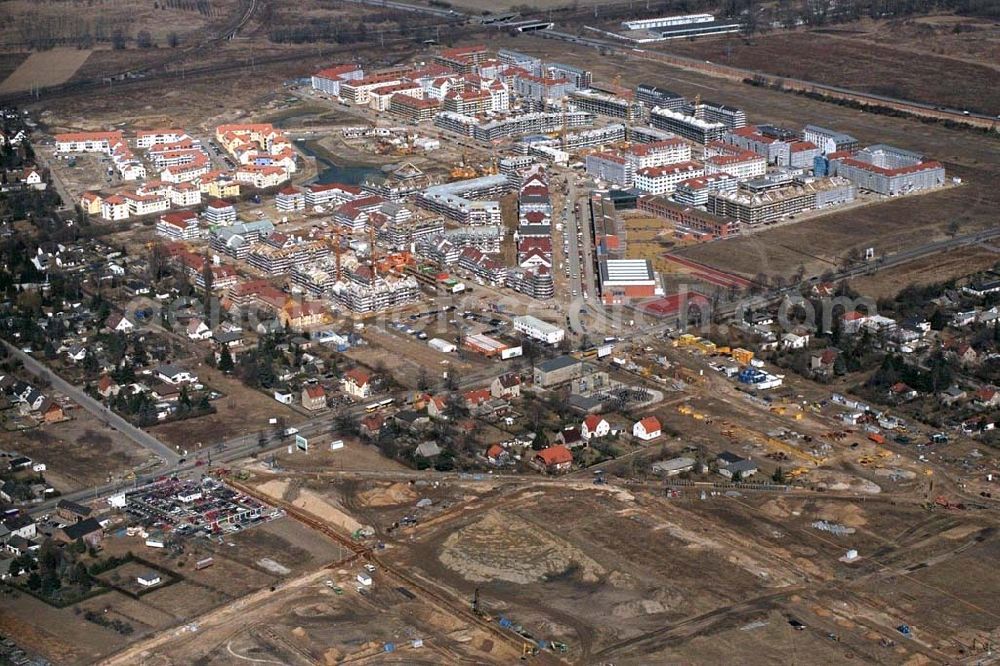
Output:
[123, 477, 282, 539]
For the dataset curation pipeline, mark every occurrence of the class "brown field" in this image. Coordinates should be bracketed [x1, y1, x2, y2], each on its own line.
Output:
[0, 407, 156, 493]
[148, 369, 299, 451]
[0, 0, 240, 50]
[0, 48, 93, 93]
[654, 23, 1000, 115]
[379, 481, 1000, 664]
[0, 53, 29, 83]
[675, 182, 998, 282]
[0, 517, 340, 665]
[848, 244, 1000, 300]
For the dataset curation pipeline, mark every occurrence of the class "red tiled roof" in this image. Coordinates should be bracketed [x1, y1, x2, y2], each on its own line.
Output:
[535, 445, 572, 466]
[638, 416, 661, 432]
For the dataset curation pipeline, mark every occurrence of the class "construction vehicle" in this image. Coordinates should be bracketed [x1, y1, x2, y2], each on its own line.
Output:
[471, 588, 492, 620]
[935, 496, 965, 510]
[521, 642, 539, 658]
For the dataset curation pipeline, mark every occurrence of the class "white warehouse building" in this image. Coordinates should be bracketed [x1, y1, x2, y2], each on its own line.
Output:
[512, 315, 565, 345]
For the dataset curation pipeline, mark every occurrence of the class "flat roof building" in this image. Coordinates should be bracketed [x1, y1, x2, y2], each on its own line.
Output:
[598, 258, 659, 305]
[513, 315, 565, 344]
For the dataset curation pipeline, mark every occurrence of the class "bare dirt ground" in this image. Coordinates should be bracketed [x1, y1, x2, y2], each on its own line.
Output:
[653, 20, 1000, 115]
[0, 407, 155, 493]
[378, 481, 1000, 664]
[149, 370, 299, 451]
[0, 53, 28, 83]
[0, 48, 93, 93]
[849, 244, 1000, 300]
[0, 0, 240, 50]
[0, 516, 336, 665]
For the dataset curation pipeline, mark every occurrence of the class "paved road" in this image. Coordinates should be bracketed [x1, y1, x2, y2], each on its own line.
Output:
[22, 354, 505, 516]
[4, 342, 181, 467]
[33, 148, 73, 211]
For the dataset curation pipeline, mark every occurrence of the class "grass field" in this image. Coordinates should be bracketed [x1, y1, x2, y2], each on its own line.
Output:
[653, 25, 1000, 115]
[0, 48, 92, 93]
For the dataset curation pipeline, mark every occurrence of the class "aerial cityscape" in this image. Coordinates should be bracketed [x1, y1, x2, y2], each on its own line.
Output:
[0, 0, 998, 663]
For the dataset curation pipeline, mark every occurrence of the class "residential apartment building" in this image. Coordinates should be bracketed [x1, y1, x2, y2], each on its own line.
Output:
[585, 152, 634, 187]
[135, 129, 190, 149]
[568, 89, 642, 122]
[650, 107, 727, 144]
[544, 62, 592, 88]
[802, 125, 859, 155]
[507, 266, 554, 300]
[389, 94, 440, 122]
[703, 150, 766, 180]
[673, 172, 739, 207]
[827, 144, 945, 196]
[687, 100, 747, 130]
[156, 211, 200, 241]
[638, 195, 739, 239]
[624, 138, 691, 170]
[635, 84, 685, 111]
[311, 63, 364, 96]
[633, 161, 704, 195]
[707, 176, 856, 225]
[203, 199, 237, 225]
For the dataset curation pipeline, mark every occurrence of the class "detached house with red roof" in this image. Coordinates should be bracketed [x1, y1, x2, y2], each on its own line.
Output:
[485, 444, 510, 466]
[342, 368, 373, 399]
[975, 387, 1000, 408]
[632, 417, 662, 441]
[531, 445, 573, 473]
[581, 414, 610, 441]
[490, 373, 521, 400]
[301, 385, 327, 411]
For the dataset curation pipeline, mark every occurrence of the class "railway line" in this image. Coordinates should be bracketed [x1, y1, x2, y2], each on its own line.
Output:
[535, 29, 998, 129]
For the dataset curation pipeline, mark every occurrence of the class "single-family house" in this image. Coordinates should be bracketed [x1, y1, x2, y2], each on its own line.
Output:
[940, 385, 967, 405]
[56, 517, 104, 548]
[463, 388, 492, 411]
[105, 312, 135, 333]
[975, 387, 1000, 408]
[485, 444, 509, 465]
[41, 400, 66, 423]
[581, 414, 610, 441]
[97, 374, 120, 399]
[490, 373, 521, 399]
[415, 441, 442, 458]
[888, 382, 918, 402]
[186, 318, 212, 340]
[137, 572, 162, 587]
[781, 332, 809, 350]
[532, 445, 573, 473]
[156, 364, 197, 385]
[632, 416, 662, 441]
[427, 395, 448, 419]
[2, 515, 36, 539]
[302, 385, 327, 411]
[556, 427, 584, 449]
[360, 414, 385, 439]
[342, 368, 373, 399]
